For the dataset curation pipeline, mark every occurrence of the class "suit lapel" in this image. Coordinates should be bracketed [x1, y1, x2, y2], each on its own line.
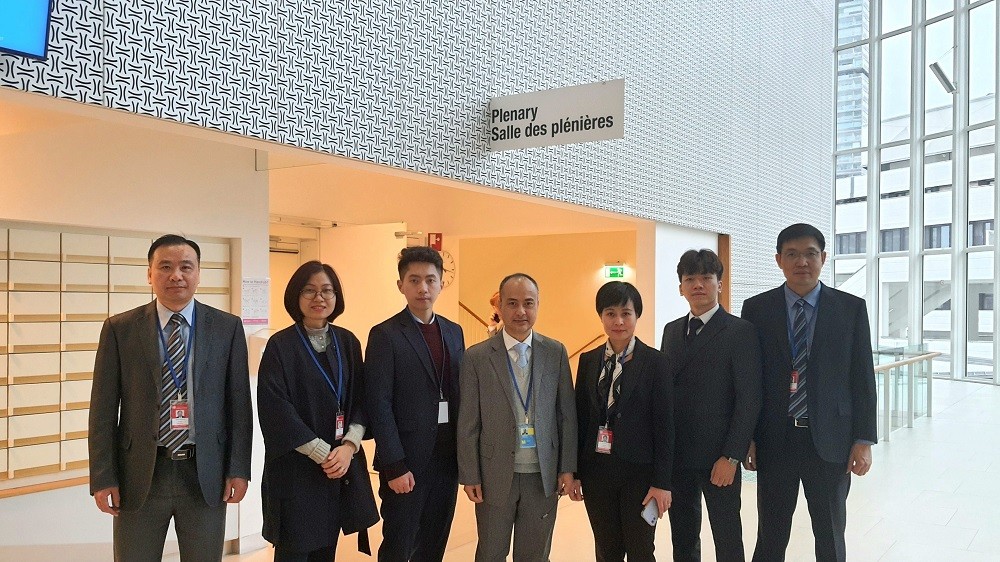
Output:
[773, 287, 794, 368]
[142, 302, 162, 399]
[488, 334, 517, 412]
[673, 311, 729, 375]
[583, 349, 602, 414]
[193, 301, 212, 396]
[614, 339, 643, 409]
[812, 284, 838, 365]
[397, 310, 437, 387]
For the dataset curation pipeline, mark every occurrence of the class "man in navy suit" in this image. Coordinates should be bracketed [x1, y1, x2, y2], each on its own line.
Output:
[742, 224, 877, 562]
[366, 246, 466, 561]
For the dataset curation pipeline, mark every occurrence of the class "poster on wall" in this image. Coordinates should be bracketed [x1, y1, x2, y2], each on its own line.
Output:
[488, 79, 625, 151]
[241, 278, 269, 326]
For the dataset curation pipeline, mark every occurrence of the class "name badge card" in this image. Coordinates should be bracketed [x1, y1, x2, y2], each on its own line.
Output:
[335, 412, 345, 440]
[170, 400, 190, 431]
[518, 424, 536, 449]
[596, 426, 613, 454]
[789, 370, 799, 393]
[438, 400, 449, 423]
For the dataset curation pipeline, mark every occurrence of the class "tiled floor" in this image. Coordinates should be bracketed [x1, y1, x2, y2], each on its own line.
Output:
[219, 379, 1000, 561]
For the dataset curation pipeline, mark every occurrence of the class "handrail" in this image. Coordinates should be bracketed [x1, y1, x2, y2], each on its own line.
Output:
[875, 351, 941, 442]
[458, 301, 489, 327]
[569, 334, 606, 360]
[873, 351, 942, 372]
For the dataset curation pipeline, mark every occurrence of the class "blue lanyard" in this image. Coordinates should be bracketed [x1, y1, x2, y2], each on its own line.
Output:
[156, 307, 195, 395]
[295, 324, 344, 409]
[505, 350, 533, 422]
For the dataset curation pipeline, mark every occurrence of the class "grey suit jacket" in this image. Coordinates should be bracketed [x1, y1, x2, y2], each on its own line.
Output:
[88, 300, 253, 509]
[457, 331, 577, 505]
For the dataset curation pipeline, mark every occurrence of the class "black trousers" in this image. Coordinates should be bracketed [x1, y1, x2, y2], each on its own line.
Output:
[751, 424, 851, 562]
[273, 543, 338, 562]
[580, 455, 656, 562]
[668, 466, 744, 561]
[377, 449, 458, 562]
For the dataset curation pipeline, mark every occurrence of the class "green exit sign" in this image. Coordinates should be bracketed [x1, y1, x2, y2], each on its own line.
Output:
[604, 266, 625, 279]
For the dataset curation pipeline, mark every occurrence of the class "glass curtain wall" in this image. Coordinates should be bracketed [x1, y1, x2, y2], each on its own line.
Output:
[833, 0, 998, 382]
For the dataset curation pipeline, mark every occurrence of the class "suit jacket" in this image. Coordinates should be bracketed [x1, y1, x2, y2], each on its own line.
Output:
[575, 338, 673, 489]
[457, 331, 577, 505]
[88, 300, 253, 509]
[661, 307, 762, 470]
[742, 283, 877, 464]
[366, 308, 465, 477]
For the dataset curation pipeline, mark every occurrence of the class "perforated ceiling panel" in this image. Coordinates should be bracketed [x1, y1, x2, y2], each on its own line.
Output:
[1, 0, 833, 310]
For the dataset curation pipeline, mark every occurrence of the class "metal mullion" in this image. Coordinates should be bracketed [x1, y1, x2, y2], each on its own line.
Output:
[922, 130, 954, 142]
[951, 4, 971, 379]
[868, 0, 883, 345]
[994, 0, 999, 385]
[910, 0, 927, 349]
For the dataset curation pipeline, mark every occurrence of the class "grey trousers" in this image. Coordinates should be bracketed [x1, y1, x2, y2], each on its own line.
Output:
[113, 452, 226, 562]
[474, 472, 559, 562]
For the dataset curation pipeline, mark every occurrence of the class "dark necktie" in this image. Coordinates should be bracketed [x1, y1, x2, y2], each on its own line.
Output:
[788, 299, 809, 418]
[159, 313, 189, 452]
[687, 317, 704, 341]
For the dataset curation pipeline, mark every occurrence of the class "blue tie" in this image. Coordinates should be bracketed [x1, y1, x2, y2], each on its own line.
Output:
[514, 342, 529, 369]
[788, 299, 809, 419]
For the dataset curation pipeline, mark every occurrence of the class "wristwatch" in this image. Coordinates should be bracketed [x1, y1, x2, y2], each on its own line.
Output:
[727, 457, 740, 466]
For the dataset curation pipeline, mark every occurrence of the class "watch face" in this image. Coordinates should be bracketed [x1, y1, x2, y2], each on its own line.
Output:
[440, 250, 456, 288]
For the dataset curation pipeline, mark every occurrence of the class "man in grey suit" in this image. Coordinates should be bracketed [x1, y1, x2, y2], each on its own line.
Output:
[457, 273, 578, 562]
[89, 234, 253, 561]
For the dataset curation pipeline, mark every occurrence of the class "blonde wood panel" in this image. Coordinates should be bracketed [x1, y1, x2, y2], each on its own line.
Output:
[62, 262, 109, 293]
[8, 442, 60, 478]
[62, 351, 96, 381]
[0, 417, 6, 444]
[0, 292, 7, 325]
[61, 438, 88, 469]
[62, 293, 109, 322]
[8, 353, 60, 385]
[7, 261, 60, 292]
[9, 229, 60, 262]
[0, 261, 7, 287]
[8, 323, 60, 355]
[0, 227, 7, 260]
[0, 451, 6, 478]
[61, 322, 102, 352]
[8, 292, 61, 323]
[109, 236, 151, 266]
[0, 387, 6, 417]
[61, 409, 88, 440]
[199, 268, 231, 294]
[8, 412, 60, 447]
[61, 380, 92, 410]
[196, 294, 231, 314]
[0, 326, 7, 357]
[197, 241, 231, 270]
[110, 265, 150, 293]
[62, 233, 108, 264]
[8, 383, 60, 415]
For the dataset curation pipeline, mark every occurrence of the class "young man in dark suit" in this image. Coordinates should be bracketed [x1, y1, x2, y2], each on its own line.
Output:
[742, 223, 877, 562]
[662, 249, 762, 561]
[89, 234, 252, 561]
[366, 246, 466, 561]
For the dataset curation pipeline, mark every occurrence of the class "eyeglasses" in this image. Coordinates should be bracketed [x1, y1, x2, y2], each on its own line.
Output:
[782, 250, 822, 262]
[300, 288, 336, 300]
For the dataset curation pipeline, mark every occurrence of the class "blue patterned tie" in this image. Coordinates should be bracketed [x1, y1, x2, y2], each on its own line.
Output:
[788, 299, 809, 419]
[159, 313, 188, 452]
[514, 342, 529, 369]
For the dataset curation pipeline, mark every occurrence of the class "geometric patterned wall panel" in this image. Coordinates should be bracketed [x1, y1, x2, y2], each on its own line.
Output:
[1, 0, 834, 309]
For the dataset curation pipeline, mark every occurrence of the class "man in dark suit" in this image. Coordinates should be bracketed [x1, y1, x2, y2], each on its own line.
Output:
[742, 223, 877, 562]
[366, 246, 466, 561]
[89, 234, 252, 561]
[661, 249, 761, 562]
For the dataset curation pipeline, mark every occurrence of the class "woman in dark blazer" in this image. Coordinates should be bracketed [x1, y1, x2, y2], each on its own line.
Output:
[572, 281, 674, 562]
[258, 261, 377, 561]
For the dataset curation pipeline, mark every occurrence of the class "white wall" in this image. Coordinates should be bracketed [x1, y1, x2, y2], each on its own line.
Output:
[651, 223, 720, 341]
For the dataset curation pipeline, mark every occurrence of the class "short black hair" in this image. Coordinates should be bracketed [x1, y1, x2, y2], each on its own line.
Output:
[148, 234, 201, 264]
[595, 281, 643, 317]
[499, 273, 539, 296]
[283, 261, 346, 323]
[776, 223, 826, 254]
[677, 249, 724, 281]
[398, 246, 443, 278]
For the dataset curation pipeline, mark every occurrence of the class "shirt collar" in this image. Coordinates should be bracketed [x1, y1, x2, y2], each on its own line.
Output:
[502, 328, 533, 351]
[156, 299, 196, 328]
[687, 303, 721, 324]
[408, 309, 436, 325]
[783, 282, 822, 309]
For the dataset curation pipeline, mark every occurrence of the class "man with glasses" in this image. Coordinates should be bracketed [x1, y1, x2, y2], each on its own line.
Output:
[741, 223, 877, 562]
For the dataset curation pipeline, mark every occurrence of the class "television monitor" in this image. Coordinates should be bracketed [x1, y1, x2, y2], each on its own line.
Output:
[0, 0, 54, 60]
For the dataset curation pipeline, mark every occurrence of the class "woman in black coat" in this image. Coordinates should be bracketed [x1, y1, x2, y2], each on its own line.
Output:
[258, 261, 377, 561]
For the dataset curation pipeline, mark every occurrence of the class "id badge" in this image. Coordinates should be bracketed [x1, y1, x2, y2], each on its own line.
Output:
[438, 400, 449, 423]
[596, 426, 613, 454]
[789, 370, 799, 393]
[518, 424, 536, 449]
[170, 400, 190, 431]
[335, 412, 345, 440]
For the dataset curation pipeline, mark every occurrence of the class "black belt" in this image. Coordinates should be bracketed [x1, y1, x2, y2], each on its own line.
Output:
[158, 444, 195, 460]
[789, 417, 809, 428]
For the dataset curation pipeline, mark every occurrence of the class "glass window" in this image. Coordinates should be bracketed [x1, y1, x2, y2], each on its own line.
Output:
[837, 232, 868, 254]
[838, 0, 870, 45]
[837, 47, 871, 150]
[880, 145, 911, 249]
[925, 0, 954, 20]
[836, 151, 869, 250]
[923, 254, 952, 378]
[881, 32, 912, 143]
[966, 251, 995, 380]
[878, 256, 910, 347]
[881, 0, 913, 33]
[968, 1, 997, 125]
[924, 135, 953, 248]
[835, 258, 867, 297]
[924, 18, 954, 136]
[968, 126, 996, 247]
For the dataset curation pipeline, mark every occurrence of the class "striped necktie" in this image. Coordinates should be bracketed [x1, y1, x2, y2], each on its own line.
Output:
[159, 313, 188, 452]
[788, 299, 809, 419]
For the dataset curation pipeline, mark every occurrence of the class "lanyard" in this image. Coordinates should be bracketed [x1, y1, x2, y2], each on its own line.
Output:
[156, 307, 196, 396]
[505, 350, 533, 423]
[599, 353, 619, 424]
[295, 324, 344, 409]
[412, 316, 448, 399]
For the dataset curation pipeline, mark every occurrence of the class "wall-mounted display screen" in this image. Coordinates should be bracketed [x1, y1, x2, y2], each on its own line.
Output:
[0, 0, 53, 60]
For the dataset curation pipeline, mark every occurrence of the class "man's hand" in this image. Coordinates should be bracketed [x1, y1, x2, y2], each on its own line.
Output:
[743, 440, 758, 471]
[710, 456, 738, 487]
[557, 472, 575, 497]
[222, 478, 248, 503]
[321, 445, 354, 479]
[642, 487, 671, 518]
[463, 484, 484, 503]
[388, 471, 416, 494]
[569, 479, 584, 501]
[94, 486, 120, 515]
[847, 443, 873, 476]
